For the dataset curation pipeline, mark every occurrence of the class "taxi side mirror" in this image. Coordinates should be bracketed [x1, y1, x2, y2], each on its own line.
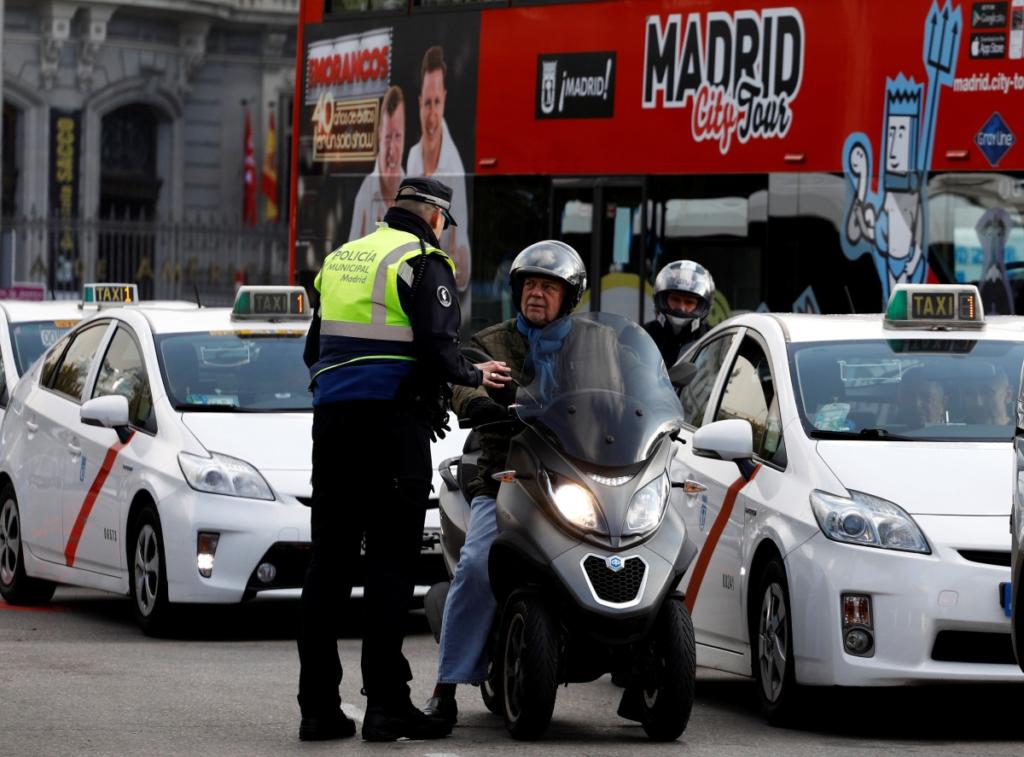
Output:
[693, 419, 756, 480]
[81, 395, 131, 443]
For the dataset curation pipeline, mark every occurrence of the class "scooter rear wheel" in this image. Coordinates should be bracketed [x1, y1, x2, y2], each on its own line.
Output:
[639, 597, 696, 741]
[500, 595, 559, 740]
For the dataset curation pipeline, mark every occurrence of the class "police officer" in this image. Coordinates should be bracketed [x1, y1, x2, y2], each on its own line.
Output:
[297, 177, 511, 742]
[644, 260, 715, 367]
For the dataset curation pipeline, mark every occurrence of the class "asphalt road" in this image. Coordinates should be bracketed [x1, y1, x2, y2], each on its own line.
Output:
[3, 588, 1024, 757]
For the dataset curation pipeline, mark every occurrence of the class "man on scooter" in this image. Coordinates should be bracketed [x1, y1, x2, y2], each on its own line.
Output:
[421, 240, 587, 727]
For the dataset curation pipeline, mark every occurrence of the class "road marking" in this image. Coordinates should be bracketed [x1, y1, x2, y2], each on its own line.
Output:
[684, 465, 761, 613]
[64, 433, 133, 567]
[0, 599, 62, 613]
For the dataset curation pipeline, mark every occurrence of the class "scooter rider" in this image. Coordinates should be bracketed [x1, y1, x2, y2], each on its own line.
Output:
[644, 260, 715, 367]
[421, 240, 587, 727]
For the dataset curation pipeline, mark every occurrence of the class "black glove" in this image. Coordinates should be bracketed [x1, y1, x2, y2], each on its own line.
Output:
[425, 382, 453, 442]
[466, 396, 509, 426]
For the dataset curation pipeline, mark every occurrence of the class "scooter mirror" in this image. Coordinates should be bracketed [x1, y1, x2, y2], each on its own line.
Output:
[669, 360, 698, 388]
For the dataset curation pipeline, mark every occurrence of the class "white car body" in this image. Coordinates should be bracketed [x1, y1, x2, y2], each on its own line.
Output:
[672, 310, 1024, 689]
[0, 303, 462, 620]
[0, 300, 87, 424]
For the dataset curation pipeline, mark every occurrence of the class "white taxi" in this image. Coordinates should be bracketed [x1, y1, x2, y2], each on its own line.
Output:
[0, 286, 457, 634]
[671, 284, 1024, 720]
[0, 300, 88, 422]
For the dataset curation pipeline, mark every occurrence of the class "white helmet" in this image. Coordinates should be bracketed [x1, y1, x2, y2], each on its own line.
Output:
[653, 260, 715, 333]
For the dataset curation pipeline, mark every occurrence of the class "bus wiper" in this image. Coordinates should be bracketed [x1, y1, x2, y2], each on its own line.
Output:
[809, 428, 914, 441]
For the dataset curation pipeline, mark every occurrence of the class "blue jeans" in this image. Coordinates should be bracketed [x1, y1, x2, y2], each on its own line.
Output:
[437, 494, 499, 684]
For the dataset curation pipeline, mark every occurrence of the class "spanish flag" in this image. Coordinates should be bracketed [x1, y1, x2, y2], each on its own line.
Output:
[262, 111, 279, 223]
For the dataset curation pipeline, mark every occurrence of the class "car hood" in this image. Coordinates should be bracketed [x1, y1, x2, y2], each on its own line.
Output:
[182, 412, 312, 471]
[815, 441, 1011, 516]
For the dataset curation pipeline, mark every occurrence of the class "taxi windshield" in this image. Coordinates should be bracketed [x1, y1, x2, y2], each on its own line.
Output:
[10, 320, 77, 375]
[790, 339, 1024, 442]
[156, 332, 311, 412]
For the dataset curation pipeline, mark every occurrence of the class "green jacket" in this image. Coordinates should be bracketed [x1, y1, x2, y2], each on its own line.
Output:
[452, 318, 530, 500]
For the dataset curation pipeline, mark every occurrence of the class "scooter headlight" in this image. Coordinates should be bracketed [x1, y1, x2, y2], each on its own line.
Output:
[625, 474, 670, 535]
[552, 481, 602, 531]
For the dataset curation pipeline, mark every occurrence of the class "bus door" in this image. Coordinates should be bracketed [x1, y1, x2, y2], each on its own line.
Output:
[551, 179, 647, 322]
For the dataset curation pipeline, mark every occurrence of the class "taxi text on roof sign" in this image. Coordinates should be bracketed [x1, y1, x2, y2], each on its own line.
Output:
[884, 284, 984, 330]
[82, 283, 139, 307]
[232, 285, 312, 320]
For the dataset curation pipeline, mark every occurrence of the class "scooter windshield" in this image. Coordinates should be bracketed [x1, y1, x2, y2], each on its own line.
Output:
[515, 312, 684, 467]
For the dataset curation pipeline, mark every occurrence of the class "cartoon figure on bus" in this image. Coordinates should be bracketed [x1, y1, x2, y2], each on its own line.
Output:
[841, 1, 961, 307]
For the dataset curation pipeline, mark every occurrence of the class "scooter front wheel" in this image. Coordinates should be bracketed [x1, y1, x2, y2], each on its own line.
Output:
[639, 597, 696, 741]
[500, 595, 559, 740]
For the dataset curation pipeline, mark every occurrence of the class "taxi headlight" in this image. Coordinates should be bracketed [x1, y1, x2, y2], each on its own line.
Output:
[625, 474, 670, 535]
[810, 490, 929, 554]
[178, 451, 275, 501]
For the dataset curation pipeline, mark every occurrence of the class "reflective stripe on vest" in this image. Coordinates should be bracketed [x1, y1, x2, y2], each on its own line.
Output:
[312, 225, 455, 381]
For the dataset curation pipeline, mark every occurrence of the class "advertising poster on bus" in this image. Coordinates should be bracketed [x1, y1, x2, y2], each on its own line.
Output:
[296, 11, 480, 319]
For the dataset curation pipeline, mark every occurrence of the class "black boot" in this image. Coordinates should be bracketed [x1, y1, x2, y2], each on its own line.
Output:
[362, 699, 453, 742]
[298, 709, 357, 741]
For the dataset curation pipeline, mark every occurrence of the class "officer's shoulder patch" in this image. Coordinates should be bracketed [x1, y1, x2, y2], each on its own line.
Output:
[437, 285, 453, 308]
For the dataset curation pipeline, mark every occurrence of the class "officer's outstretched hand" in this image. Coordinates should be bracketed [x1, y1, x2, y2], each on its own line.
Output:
[476, 360, 512, 390]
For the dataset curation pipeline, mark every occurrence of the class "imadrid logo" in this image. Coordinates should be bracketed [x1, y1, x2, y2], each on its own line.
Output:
[642, 8, 805, 154]
[536, 52, 616, 119]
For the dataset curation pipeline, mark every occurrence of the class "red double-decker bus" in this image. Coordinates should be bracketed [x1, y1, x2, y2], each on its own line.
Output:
[290, 0, 1023, 329]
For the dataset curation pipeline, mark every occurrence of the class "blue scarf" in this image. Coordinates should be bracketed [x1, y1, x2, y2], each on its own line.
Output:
[517, 314, 571, 402]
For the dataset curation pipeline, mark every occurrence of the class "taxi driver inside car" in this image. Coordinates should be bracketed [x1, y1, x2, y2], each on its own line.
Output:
[671, 283, 1023, 722]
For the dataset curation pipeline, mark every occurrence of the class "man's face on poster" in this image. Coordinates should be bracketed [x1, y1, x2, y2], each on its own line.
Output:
[419, 69, 446, 156]
[379, 102, 404, 177]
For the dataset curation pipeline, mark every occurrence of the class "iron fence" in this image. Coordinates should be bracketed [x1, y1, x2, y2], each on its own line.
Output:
[0, 213, 290, 306]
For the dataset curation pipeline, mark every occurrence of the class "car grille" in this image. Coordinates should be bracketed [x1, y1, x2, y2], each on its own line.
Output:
[582, 555, 646, 605]
[931, 631, 1016, 665]
[957, 550, 1011, 568]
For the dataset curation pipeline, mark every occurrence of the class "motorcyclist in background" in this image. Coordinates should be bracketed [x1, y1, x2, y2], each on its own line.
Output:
[644, 260, 715, 367]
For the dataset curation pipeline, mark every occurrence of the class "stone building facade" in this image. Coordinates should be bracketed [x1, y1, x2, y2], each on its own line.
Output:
[1, 0, 298, 301]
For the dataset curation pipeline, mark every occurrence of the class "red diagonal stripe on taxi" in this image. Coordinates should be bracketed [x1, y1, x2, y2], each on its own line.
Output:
[64, 434, 133, 567]
[684, 465, 760, 613]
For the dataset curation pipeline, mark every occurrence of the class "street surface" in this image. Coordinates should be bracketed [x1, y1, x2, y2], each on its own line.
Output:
[3, 587, 1023, 757]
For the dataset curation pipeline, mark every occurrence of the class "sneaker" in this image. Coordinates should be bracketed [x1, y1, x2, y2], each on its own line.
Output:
[422, 695, 458, 727]
[362, 700, 453, 742]
[299, 710, 357, 741]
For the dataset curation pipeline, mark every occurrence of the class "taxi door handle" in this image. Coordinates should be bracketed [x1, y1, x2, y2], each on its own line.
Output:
[26, 420, 38, 433]
[68, 442, 81, 457]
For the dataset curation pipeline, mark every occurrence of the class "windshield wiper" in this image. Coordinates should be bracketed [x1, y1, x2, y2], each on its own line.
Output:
[174, 403, 243, 412]
[809, 427, 914, 441]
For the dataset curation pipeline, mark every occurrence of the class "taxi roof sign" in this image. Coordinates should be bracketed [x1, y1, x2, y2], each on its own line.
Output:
[884, 284, 984, 330]
[82, 283, 139, 308]
[232, 285, 312, 321]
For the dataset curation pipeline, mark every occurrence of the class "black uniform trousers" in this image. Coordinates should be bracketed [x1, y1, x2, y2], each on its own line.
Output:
[297, 399, 431, 716]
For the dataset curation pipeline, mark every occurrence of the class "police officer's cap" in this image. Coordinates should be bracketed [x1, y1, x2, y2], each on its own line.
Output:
[395, 177, 457, 228]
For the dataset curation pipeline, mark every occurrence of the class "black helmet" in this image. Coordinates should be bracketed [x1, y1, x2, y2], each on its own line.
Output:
[509, 240, 588, 318]
[653, 260, 715, 330]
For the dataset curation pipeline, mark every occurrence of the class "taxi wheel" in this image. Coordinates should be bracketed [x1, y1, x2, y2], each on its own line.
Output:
[751, 558, 801, 724]
[0, 485, 56, 605]
[129, 504, 174, 636]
